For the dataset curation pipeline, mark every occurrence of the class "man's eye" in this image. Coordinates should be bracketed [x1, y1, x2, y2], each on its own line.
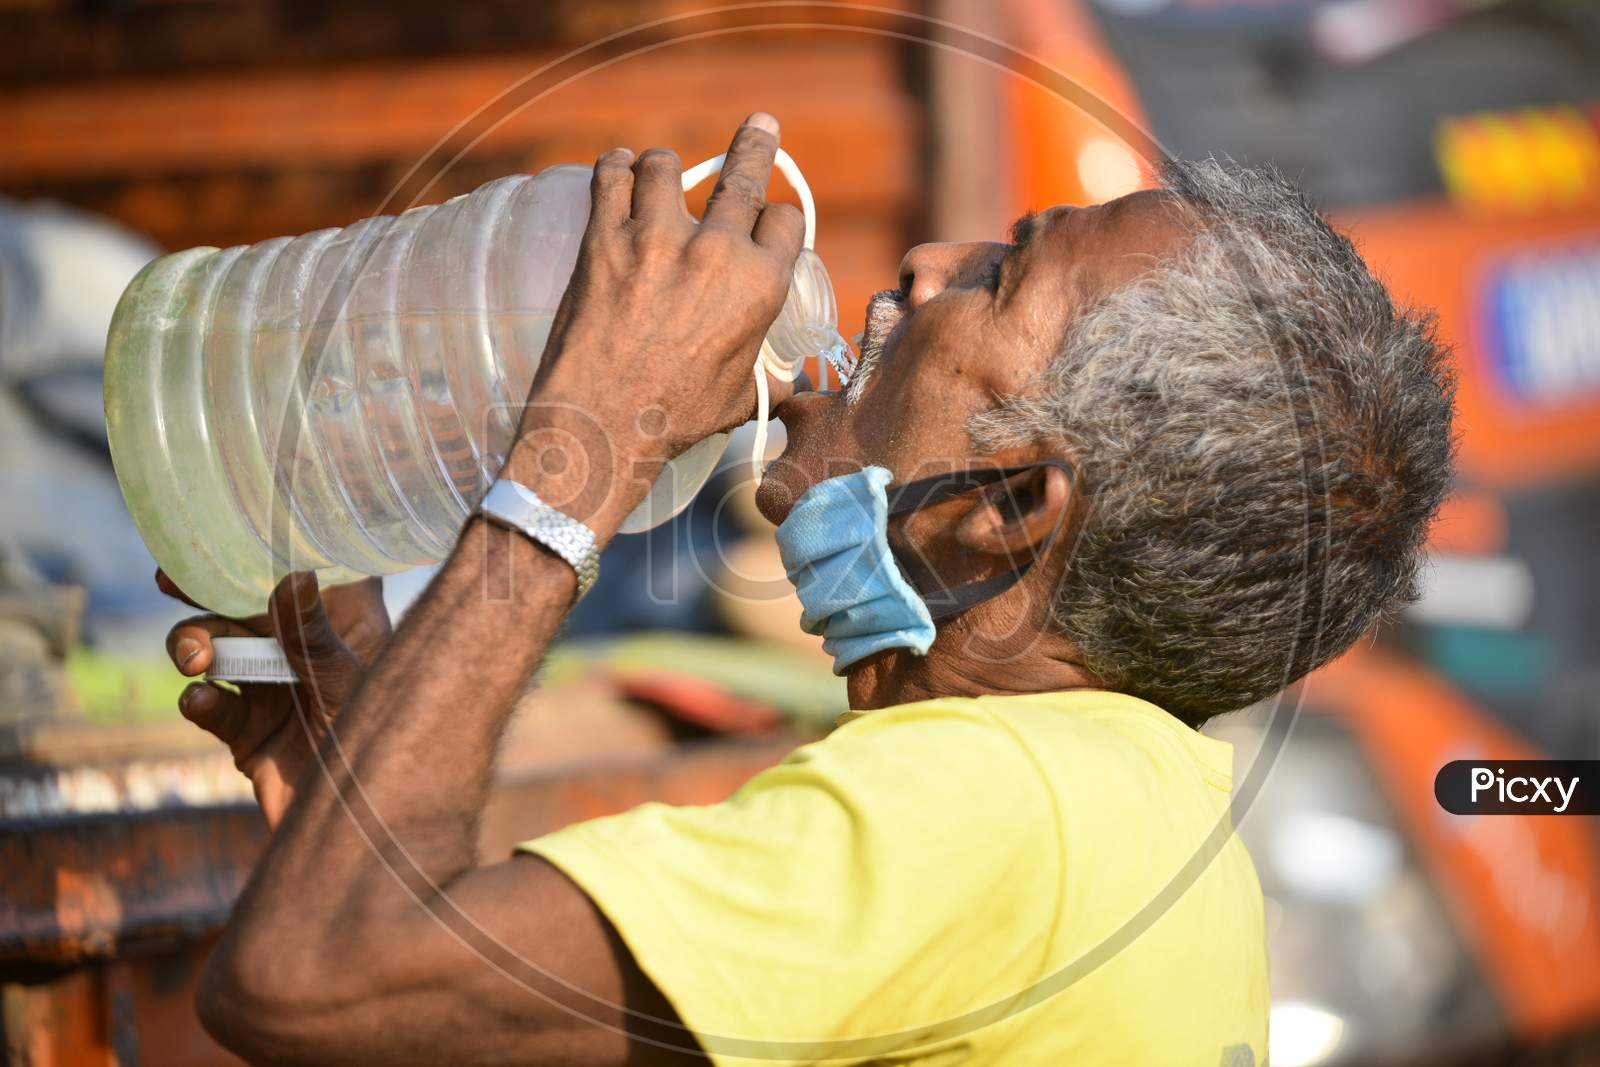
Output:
[985, 260, 1004, 292]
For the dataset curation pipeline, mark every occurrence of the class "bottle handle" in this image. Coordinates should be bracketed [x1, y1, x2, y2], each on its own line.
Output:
[680, 147, 817, 250]
[679, 147, 828, 477]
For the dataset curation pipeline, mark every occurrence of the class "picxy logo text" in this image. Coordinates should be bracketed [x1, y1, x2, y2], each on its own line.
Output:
[1435, 760, 1598, 816]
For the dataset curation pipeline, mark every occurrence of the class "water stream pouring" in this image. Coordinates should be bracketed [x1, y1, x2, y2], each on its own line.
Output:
[105, 150, 851, 620]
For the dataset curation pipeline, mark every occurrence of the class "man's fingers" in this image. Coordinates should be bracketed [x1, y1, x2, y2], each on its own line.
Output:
[269, 573, 341, 659]
[155, 569, 205, 610]
[268, 573, 361, 698]
[157, 568, 274, 635]
[752, 201, 805, 263]
[588, 147, 636, 230]
[168, 615, 263, 676]
[178, 682, 250, 747]
[630, 148, 689, 226]
[157, 572, 264, 631]
[703, 112, 779, 235]
[320, 576, 392, 664]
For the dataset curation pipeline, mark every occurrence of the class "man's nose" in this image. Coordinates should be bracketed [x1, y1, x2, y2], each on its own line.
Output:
[897, 241, 1007, 309]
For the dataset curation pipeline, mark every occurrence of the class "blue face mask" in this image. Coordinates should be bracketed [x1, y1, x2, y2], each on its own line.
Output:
[774, 461, 1073, 675]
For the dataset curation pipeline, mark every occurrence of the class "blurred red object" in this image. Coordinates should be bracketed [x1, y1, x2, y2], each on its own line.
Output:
[612, 668, 786, 736]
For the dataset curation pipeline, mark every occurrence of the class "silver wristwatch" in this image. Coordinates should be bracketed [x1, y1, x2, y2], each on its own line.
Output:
[477, 478, 601, 600]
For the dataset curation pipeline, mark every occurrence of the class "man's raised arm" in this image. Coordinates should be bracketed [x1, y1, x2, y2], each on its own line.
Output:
[192, 112, 804, 1067]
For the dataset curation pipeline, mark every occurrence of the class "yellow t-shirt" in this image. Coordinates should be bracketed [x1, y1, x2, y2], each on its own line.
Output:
[520, 691, 1268, 1066]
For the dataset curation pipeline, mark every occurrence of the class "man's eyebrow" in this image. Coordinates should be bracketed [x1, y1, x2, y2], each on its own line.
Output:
[993, 212, 1040, 305]
[1008, 211, 1040, 249]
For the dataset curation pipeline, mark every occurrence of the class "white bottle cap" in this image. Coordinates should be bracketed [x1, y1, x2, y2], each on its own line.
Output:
[208, 636, 297, 684]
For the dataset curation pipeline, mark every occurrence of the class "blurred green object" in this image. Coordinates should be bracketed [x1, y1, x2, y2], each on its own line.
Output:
[66, 647, 191, 723]
[62, 633, 847, 729]
[577, 633, 847, 730]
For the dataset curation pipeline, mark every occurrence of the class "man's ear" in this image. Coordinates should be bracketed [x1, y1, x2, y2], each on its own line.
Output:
[951, 464, 1074, 557]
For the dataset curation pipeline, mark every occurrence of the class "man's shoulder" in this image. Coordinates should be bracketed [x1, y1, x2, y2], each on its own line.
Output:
[773, 695, 1070, 812]
[803, 691, 1125, 790]
[822, 692, 1062, 757]
[829, 689, 1182, 747]
[823, 689, 1232, 796]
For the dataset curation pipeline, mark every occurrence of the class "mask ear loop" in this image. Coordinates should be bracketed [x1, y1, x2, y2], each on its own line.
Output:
[883, 460, 1077, 621]
[681, 148, 816, 478]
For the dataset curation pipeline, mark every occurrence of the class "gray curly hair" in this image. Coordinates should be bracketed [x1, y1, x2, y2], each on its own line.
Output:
[969, 158, 1457, 725]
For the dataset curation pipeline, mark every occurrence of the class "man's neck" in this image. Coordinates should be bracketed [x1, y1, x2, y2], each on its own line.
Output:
[846, 641, 1102, 711]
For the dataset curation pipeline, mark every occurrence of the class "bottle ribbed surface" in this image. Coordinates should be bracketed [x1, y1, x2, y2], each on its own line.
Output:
[106, 164, 838, 617]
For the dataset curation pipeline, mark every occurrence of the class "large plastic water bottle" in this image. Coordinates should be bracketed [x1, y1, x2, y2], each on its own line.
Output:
[105, 151, 848, 618]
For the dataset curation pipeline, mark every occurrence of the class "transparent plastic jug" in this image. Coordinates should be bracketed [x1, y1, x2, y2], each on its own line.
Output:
[105, 151, 848, 618]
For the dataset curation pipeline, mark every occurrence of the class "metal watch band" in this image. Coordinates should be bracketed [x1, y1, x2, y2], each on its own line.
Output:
[477, 479, 601, 600]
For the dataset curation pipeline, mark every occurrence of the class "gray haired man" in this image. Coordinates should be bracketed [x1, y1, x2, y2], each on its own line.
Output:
[162, 113, 1454, 1066]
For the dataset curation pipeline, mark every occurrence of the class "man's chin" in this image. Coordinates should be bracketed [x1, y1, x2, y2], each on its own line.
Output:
[759, 391, 840, 525]
[754, 457, 808, 526]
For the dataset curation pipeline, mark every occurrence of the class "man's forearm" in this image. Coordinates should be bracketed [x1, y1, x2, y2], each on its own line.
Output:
[183, 117, 803, 1066]
[276, 518, 569, 876]
[219, 414, 658, 969]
